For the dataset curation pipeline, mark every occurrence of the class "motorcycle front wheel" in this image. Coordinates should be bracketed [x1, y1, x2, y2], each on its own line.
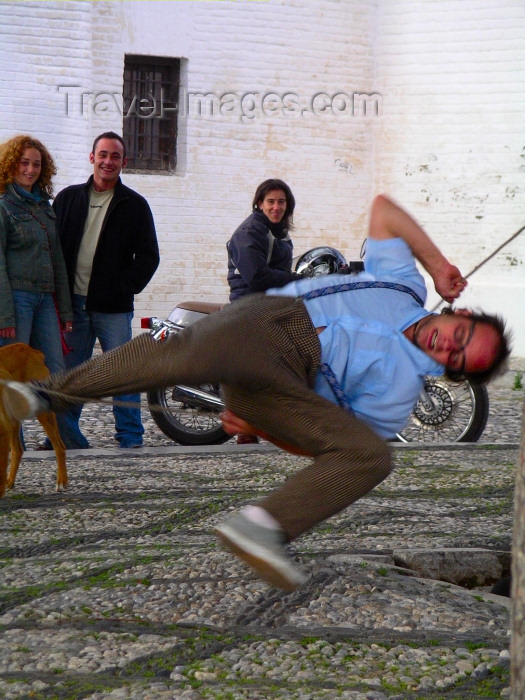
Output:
[396, 377, 489, 443]
[147, 385, 230, 446]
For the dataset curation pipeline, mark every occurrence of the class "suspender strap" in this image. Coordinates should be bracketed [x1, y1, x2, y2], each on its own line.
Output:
[319, 363, 354, 413]
[299, 280, 424, 307]
[301, 279, 425, 411]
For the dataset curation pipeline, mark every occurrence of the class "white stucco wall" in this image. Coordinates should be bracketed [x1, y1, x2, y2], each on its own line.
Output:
[0, 0, 523, 354]
[373, 1, 525, 351]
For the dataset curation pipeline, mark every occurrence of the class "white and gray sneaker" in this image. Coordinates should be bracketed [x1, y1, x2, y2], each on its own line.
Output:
[215, 512, 306, 591]
[2, 381, 50, 421]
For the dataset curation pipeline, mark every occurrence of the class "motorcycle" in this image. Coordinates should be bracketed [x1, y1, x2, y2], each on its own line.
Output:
[141, 247, 489, 446]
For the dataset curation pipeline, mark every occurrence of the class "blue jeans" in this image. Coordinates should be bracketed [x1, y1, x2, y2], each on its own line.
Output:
[60, 295, 144, 447]
[0, 290, 88, 449]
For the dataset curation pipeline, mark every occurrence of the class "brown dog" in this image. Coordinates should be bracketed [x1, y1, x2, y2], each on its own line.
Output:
[0, 343, 67, 497]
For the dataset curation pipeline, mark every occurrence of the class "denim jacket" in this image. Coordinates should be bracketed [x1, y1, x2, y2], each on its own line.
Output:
[0, 184, 73, 327]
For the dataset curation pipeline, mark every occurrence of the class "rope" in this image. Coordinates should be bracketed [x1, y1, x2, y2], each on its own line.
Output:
[431, 223, 525, 311]
[0, 378, 169, 412]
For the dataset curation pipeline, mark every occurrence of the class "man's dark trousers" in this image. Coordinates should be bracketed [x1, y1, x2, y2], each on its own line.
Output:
[39, 294, 392, 539]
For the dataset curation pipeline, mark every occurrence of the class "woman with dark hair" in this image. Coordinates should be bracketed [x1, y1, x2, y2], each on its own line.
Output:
[0, 134, 85, 448]
[226, 178, 303, 302]
[226, 178, 304, 443]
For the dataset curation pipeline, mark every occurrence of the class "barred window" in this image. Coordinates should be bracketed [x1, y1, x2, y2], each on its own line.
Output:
[123, 55, 180, 172]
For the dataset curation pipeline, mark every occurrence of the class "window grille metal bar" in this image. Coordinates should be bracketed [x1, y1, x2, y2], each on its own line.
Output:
[123, 56, 179, 172]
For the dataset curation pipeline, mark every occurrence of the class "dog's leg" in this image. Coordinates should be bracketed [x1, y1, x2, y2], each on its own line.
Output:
[37, 412, 68, 492]
[5, 424, 23, 493]
[0, 430, 10, 497]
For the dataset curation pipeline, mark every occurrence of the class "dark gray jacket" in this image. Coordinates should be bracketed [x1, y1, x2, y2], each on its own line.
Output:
[226, 210, 302, 301]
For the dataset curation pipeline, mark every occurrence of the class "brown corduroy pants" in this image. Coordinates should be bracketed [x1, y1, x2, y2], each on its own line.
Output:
[40, 294, 392, 540]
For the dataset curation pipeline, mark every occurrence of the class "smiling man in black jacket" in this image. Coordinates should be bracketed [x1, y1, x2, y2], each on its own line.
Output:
[47, 131, 159, 449]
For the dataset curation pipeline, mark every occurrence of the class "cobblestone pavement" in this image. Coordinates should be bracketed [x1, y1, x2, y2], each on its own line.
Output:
[0, 364, 523, 699]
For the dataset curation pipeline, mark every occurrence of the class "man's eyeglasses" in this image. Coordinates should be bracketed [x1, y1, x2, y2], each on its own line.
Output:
[448, 320, 476, 374]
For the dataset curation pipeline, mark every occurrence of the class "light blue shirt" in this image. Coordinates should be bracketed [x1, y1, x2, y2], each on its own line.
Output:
[267, 237, 445, 439]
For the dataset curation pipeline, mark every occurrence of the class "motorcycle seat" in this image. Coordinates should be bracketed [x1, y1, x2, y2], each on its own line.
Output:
[177, 301, 225, 315]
